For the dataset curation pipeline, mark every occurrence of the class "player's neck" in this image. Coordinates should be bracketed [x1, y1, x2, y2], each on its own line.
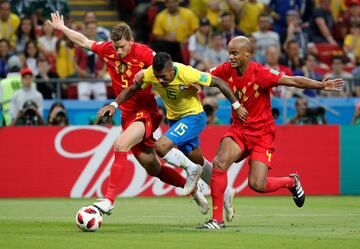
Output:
[237, 64, 248, 76]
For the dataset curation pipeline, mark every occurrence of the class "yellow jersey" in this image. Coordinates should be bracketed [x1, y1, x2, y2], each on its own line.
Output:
[141, 63, 212, 120]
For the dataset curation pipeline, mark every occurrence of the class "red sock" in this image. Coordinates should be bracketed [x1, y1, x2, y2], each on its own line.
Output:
[211, 168, 228, 223]
[263, 177, 295, 193]
[105, 152, 127, 204]
[158, 165, 186, 188]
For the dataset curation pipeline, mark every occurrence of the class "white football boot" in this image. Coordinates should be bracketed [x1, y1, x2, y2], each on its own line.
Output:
[183, 164, 203, 195]
[224, 188, 236, 222]
[192, 183, 209, 215]
[93, 198, 114, 215]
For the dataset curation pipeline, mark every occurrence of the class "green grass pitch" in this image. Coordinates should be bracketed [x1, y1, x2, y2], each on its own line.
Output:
[0, 196, 359, 249]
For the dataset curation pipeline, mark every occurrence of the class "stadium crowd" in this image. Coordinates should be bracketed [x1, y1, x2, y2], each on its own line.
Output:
[0, 0, 360, 126]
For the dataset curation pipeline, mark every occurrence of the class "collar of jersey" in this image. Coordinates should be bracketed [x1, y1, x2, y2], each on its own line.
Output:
[173, 65, 179, 81]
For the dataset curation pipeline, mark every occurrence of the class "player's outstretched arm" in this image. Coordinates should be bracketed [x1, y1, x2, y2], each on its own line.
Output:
[96, 83, 142, 118]
[278, 75, 344, 92]
[209, 76, 248, 122]
[47, 11, 95, 50]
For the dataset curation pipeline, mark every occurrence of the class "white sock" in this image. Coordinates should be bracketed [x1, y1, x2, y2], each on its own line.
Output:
[162, 148, 197, 169]
[200, 158, 212, 185]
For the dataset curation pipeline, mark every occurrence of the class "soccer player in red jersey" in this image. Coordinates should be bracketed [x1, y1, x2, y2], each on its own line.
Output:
[198, 36, 344, 229]
[47, 12, 208, 215]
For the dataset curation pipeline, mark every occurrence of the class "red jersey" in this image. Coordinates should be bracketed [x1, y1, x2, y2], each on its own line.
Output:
[91, 41, 157, 115]
[211, 61, 282, 133]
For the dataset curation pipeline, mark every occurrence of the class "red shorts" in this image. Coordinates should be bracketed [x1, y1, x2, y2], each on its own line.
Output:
[121, 109, 162, 156]
[223, 125, 276, 168]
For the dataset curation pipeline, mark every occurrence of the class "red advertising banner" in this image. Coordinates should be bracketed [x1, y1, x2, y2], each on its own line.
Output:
[0, 125, 340, 197]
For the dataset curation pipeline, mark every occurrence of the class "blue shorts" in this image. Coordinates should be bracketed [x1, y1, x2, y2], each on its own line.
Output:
[165, 112, 206, 154]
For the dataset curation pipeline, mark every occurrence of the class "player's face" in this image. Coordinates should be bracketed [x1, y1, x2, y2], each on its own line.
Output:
[154, 64, 175, 87]
[112, 38, 133, 59]
[228, 43, 249, 69]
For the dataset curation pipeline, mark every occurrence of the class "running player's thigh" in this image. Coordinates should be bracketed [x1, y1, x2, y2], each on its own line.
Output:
[248, 160, 268, 187]
[186, 147, 205, 165]
[114, 121, 146, 151]
[213, 137, 243, 170]
[134, 147, 161, 176]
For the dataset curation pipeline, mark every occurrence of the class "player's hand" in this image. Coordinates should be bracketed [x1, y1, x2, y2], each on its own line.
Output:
[321, 76, 344, 91]
[97, 105, 116, 118]
[134, 70, 145, 83]
[46, 11, 65, 30]
[235, 105, 248, 122]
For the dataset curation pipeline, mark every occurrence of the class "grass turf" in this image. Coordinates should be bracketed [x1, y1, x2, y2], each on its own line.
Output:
[0, 196, 359, 249]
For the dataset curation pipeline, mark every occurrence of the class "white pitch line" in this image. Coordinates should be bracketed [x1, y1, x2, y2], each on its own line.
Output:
[0, 213, 359, 221]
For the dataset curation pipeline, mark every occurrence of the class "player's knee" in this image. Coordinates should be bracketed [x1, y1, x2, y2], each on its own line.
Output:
[114, 140, 130, 152]
[145, 167, 160, 177]
[212, 157, 229, 171]
[248, 178, 265, 193]
[154, 141, 169, 158]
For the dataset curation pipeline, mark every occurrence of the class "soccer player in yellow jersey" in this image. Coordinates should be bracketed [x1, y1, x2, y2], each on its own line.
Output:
[99, 52, 247, 221]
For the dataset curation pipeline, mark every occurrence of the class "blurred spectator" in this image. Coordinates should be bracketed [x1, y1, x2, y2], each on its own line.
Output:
[308, 0, 337, 44]
[265, 45, 293, 97]
[190, 0, 208, 17]
[204, 32, 228, 69]
[352, 101, 360, 124]
[353, 60, 360, 96]
[0, 55, 21, 125]
[74, 21, 106, 100]
[0, 0, 20, 48]
[238, 0, 265, 35]
[252, 12, 280, 57]
[10, 0, 34, 18]
[280, 40, 304, 74]
[202, 96, 223, 125]
[188, 17, 211, 70]
[15, 16, 36, 53]
[284, 10, 308, 58]
[340, 0, 360, 37]
[301, 53, 323, 97]
[36, 0, 70, 22]
[56, 36, 76, 79]
[248, 35, 266, 65]
[269, 0, 302, 42]
[10, 67, 44, 126]
[206, 0, 231, 30]
[152, 0, 198, 62]
[0, 38, 13, 78]
[36, 55, 59, 99]
[219, 11, 244, 46]
[133, 0, 153, 43]
[83, 11, 110, 41]
[289, 97, 327, 124]
[38, 21, 58, 58]
[343, 21, 360, 63]
[22, 40, 40, 76]
[324, 56, 353, 96]
[47, 101, 69, 125]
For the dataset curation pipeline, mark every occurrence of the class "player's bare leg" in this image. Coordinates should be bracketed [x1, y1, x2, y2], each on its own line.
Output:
[248, 160, 305, 207]
[94, 121, 146, 214]
[135, 147, 208, 214]
[198, 137, 242, 229]
[155, 136, 202, 195]
[187, 147, 236, 221]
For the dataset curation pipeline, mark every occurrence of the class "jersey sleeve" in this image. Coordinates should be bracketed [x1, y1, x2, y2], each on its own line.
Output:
[141, 67, 155, 89]
[181, 65, 212, 87]
[91, 41, 108, 56]
[209, 62, 232, 81]
[138, 45, 156, 67]
[257, 65, 283, 89]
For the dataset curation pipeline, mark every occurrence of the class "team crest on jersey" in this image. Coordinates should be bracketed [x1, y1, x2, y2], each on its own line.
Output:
[118, 62, 128, 73]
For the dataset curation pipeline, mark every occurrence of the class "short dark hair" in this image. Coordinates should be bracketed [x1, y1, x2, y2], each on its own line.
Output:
[110, 23, 133, 41]
[153, 52, 172, 71]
